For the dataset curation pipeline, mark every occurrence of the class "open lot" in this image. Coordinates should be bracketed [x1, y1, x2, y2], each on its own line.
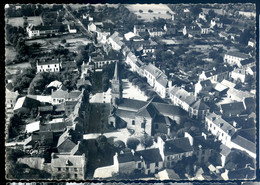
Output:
[25, 34, 91, 52]
[125, 4, 174, 22]
[5, 16, 42, 27]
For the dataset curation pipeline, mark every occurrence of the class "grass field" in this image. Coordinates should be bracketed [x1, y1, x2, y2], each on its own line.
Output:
[6, 16, 42, 27]
[125, 4, 174, 22]
[5, 46, 17, 61]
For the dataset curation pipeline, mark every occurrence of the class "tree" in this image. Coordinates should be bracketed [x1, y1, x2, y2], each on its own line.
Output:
[148, 9, 153, 13]
[126, 137, 140, 151]
[113, 140, 126, 153]
[139, 10, 143, 13]
[140, 134, 153, 149]
[61, 39, 66, 44]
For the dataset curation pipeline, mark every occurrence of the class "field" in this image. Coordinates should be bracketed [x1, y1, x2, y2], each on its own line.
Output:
[5, 16, 42, 27]
[125, 4, 174, 22]
[25, 34, 91, 52]
[5, 46, 17, 61]
[69, 4, 118, 10]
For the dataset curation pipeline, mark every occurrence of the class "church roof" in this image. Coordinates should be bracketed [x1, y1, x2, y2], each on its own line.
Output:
[136, 101, 158, 118]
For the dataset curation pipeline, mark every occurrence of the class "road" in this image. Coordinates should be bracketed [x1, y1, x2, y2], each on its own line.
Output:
[63, 5, 93, 38]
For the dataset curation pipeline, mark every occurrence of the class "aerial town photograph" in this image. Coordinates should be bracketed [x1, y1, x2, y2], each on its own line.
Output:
[5, 3, 257, 182]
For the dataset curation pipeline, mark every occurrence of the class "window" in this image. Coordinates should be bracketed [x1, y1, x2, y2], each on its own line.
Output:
[74, 174, 78, 178]
[58, 167, 61, 171]
[141, 122, 145, 128]
[66, 167, 69, 171]
[155, 162, 158, 167]
[132, 120, 135, 125]
[138, 162, 141, 168]
[74, 168, 78, 172]
[55, 64, 56, 67]
[146, 163, 150, 169]
[48, 65, 50, 68]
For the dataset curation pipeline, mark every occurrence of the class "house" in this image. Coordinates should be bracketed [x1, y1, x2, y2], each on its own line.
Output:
[91, 55, 118, 70]
[243, 97, 256, 114]
[223, 51, 250, 66]
[24, 131, 54, 148]
[230, 68, 248, 83]
[25, 121, 40, 133]
[194, 79, 213, 96]
[183, 25, 201, 38]
[51, 153, 86, 180]
[248, 39, 256, 48]
[96, 30, 110, 44]
[238, 11, 256, 18]
[220, 143, 232, 167]
[156, 136, 193, 168]
[51, 90, 82, 105]
[163, 24, 177, 35]
[133, 25, 146, 35]
[135, 148, 163, 174]
[200, 26, 211, 34]
[219, 102, 246, 118]
[205, 112, 237, 145]
[40, 118, 73, 133]
[67, 24, 77, 33]
[47, 80, 63, 90]
[26, 23, 61, 38]
[220, 79, 236, 89]
[199, 12, 207, 21]
[57, 128, 77, 154]
[108, 31, 124, 51]
[169, 86, 196, 112]
[199, 69, 229, 82]
[6, 90, 20, 111]
[210, 17, 223, 28]
[240, 58, 255, 68]
[87, 22, 103, 32]
[36, 59, 62, 73]
[124, 31, 137, 41]
[189, 99, 210, 120]
[157, 169, 180, 180]
[144, 63, 168, 98]
[227, 88, 254, 102]
[147, 28, 165, 37]
[13, 96, 40, 114]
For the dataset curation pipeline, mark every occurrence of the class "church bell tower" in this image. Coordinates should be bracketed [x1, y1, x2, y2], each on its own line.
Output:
[110, 62, 122, 107]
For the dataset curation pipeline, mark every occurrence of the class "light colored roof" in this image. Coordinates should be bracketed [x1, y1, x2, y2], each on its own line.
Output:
[158, 169, 180, 180]
[49, 118, 64, 124]
[190, 99, 209, 110]
[231, 135, 256, 154]
[47, 80, 62, 88]
[221, 79, 236, 88]
[51, 89, 69, 99]
[226, 51, 250, 59]
[227, 88, 254, 101]
[51, 154, 85, 168]
[206, 112, 236, 136]
[13, 96, 26, 110]
[6, 90, 19, 100]
[26, 121, 40, 133]
[213, 83, 228, 92]
[124, 31, 137, 41]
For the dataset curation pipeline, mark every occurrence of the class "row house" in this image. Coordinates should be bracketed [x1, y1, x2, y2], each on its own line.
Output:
[144, 63, 168, 98]
[183, 25, 201, 38]
[189, 99, 210, 120]
[36, 59, 62, 73]
[51, 153, 86, 180]
[156, 136, 193, 168]
[26, 24, 60, 38]
[205, 112, 237, 146]
[125, 52, 145, 77]
[223, 51, 250, 66]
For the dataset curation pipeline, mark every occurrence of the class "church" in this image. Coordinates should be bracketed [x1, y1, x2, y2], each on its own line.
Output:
[108, 62, 185, 136]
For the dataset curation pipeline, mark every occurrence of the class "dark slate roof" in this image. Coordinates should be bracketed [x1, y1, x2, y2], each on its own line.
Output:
[164, 137, 194, 155]
[115, 109, 136, 119]
[193, 135, 212, 150]
[154, 114, 170, 125]
[152, 102, 182, 116]
[118, 98, 147, 111]
[38, 59, 60, 65]
[190, 99, 209, 110]
[118, 152, 141, 163]
[136, 148, 163, 164]
[228, 168, 255, 179]
[136, 101, 158, 118]
[200, 79, 212, 87]
[243, 97, 256, 112]
[149, 96, 167, 104]
[67, 90, 82, 99]
[220, 102, 246, 115]
[231, 135, 256, 154]
[33, 24, 61, 31]
[240, 58, 255, 66]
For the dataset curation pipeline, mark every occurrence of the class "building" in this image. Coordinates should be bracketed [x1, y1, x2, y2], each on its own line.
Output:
[92, 55, 118, 70]
[108, 31, 124, 51]
[156, 136, 193, 168]
[6, 90, 20, 111]
[133, 25, 146, 35]
[26, 23, 61, 38]
[51, 90, 82, 105]
[67, 24, 77, 33]
[223, 51, 250, 66]
[13, 96, 40, 114]
[110, 62, 122, 107]
[199, 69, 229, 82]
[205, 112, 237, 145]
[230, 68, 248, 83]
[219, 102, 246, 118]
[227, 88, 254, 102]
[51, 153, 86, 180]
[147, 28, 165, 37]
[36, 59, 62, 73]
[210, 17, 223, 28]
[194, 79, 213, 96]
[189, 99, 210, 120]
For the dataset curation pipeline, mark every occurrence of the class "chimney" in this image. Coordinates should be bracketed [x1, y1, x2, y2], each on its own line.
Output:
[131, 149, 135, 156]
[184, 132, 194, 146]
[232, 121, 237, 128]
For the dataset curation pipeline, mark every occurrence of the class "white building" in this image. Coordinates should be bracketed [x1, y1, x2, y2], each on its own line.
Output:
[36, 59, 62, 73]
[223, 51, 250, 66]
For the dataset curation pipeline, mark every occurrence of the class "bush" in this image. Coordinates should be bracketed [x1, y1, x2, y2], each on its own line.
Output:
[140, 134, 153, 148]
[148, 9, 153, 13]
[126, 137, 140, 151]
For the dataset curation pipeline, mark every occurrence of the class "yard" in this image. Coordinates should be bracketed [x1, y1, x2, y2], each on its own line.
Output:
[125, 4, 174, 22]
[5, 16, 42, 27]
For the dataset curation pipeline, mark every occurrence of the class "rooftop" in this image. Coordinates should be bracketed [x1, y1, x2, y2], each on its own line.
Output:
[164, 137, 194, 155]
[136, 148, 163, 164]
[226, 51, 250, 59]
